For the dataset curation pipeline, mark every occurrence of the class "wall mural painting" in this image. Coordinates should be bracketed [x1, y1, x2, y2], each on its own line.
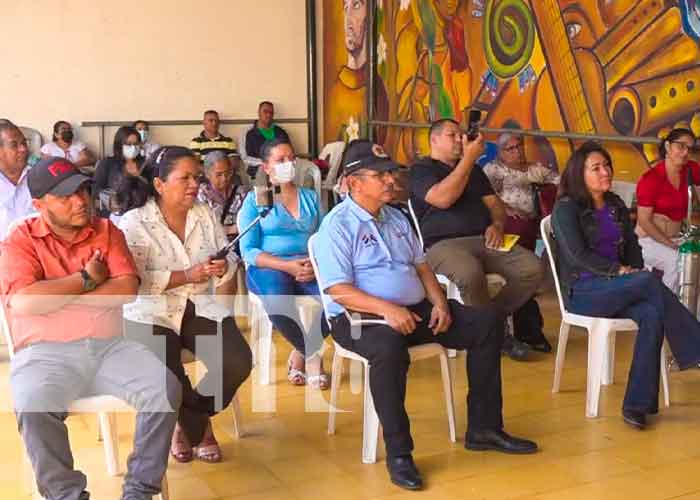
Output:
[323, 0, 700, 180]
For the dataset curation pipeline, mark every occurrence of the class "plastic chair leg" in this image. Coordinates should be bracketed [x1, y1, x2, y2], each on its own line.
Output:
[661, 343, 670, 408]
[438, 351, 457, 443]
[585, 325, 608, 418]
[99, 412, 120, 476]
[552, 322, 570, 393]
[231, 394, 242, 439]
[258, 315, 273, 386]
[602, 331, 616, 386]
[361, 363, 379, 464]
[327, 352, 344, 435]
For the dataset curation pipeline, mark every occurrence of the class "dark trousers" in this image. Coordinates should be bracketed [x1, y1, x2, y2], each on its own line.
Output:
[506, 216, 545, 341]
[330, 299, 504, 458]
[125, 301, 252, 446]
[567, 271, 700, 413]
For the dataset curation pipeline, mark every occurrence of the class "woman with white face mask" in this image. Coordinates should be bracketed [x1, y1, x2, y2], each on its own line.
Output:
[238, 138, 330, 389]
[93, 126, 145, 217]
[133, 119, 161, 160]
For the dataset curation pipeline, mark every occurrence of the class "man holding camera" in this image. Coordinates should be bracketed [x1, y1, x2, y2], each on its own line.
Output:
[409, 119, 544, 360]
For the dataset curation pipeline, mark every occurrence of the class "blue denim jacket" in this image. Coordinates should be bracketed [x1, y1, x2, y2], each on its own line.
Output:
[551, 192, 643, 297]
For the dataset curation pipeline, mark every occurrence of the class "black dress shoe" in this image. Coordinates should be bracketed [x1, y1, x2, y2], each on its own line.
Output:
[465, 429, 538, 454]
[622, 409, 647, 429]
[502, 335, 531, 361]
[386, 455, 423, 490]
[516, 332, 553, 353]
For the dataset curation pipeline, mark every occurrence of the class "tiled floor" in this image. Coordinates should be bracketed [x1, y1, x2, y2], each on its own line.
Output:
[1, 292, 699, 499]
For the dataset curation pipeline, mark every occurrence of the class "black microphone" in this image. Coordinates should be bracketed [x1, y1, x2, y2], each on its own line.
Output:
[210, 185, 276, 260]
[254, 182, 279, 208]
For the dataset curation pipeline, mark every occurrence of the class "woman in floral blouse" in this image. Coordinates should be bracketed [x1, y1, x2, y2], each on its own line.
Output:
[483, 133, 560, 353]
[197, 151, 251, 241]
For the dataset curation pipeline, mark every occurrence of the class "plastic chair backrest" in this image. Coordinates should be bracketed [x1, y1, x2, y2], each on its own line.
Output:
[611, 180, 636, 208]
[319, 141, 346, 187]
[477, 141, 498, 167]
[295, 159, 322, 201]
[6, 214, 38, 241]
[406, 199, 425, 250]
[307, 233, 333, 329]
[0, 302, 15, 358]
[238, 124, 256, 166]
[18, 126, 43, 157]
[540, 215, 567, 317]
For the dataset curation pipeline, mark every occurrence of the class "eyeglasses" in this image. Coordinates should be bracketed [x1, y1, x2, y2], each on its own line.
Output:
[671, 141, 695, 151]
[502, 143, 523, 153]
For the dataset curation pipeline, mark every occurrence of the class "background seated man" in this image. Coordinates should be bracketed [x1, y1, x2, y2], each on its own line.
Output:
[189, 109, 238, 162]
[313, 140, 537, 492]
[409, 119, 544, 361]
[40, 120, 96, 168]
[0, 121, 34, 240]
[242, 101, 290, 179]
[483, 132, 560, 353]
[0, 157, 180, 500]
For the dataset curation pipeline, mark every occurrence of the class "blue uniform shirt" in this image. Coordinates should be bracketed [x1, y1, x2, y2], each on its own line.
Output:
[239, 187, 322, 267]
[313, 195, 427, 317]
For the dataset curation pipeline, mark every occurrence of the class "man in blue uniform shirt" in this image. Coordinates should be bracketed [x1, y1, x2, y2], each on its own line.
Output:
[313, 140, 537, 491]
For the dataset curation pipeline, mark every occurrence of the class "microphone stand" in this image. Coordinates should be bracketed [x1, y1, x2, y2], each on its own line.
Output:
[210, 206, 272, 260]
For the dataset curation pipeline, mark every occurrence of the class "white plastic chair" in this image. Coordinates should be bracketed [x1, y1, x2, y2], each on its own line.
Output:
[307, 234, 456, 464]
[295, 159, 323, 203]
[236, 211, 319, 386]
[318, 141, 347, 210]
[406, 199, 506, 356]
[0, 303, 169, 500]
[611, 181, 636, 208]
[238, 124, 261, 173]
[18, 126, 43, 157]
[540, 215, 670, 418]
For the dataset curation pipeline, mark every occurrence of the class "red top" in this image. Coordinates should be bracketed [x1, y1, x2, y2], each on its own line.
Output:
[0, 217, 137, 351]
[636, 160, 700, 222]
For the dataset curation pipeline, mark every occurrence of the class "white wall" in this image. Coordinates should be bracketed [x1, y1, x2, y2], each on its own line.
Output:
[0, 0, 311, 156]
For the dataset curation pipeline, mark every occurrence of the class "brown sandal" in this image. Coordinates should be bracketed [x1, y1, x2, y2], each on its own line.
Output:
[170, 428, 193, 463]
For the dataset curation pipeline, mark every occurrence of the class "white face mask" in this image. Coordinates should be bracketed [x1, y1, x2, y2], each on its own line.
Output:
[272, 160, 296, 184]
[138, 129, 148, 142]
[122, 144, 141, 160]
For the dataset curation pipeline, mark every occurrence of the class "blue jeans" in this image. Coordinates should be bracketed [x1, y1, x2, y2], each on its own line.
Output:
[246, 265, 327, 357]
[567, 271, 700, 413]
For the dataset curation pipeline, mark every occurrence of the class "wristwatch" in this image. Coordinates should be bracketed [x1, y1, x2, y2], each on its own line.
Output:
[80, 269, 98, 292]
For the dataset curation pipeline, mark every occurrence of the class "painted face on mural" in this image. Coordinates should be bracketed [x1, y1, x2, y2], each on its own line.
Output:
[435, 0, 460, 20]
[343, 0, 367, 55]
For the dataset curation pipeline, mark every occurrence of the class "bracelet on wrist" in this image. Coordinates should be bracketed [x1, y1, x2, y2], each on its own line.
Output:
[184, 268, 192, 283]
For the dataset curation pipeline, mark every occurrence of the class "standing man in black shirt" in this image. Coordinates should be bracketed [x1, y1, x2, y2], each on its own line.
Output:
[409, 119, 544, 360]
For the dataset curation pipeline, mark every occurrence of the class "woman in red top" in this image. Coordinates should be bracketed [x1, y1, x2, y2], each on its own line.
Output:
[636, 128, 699, 292]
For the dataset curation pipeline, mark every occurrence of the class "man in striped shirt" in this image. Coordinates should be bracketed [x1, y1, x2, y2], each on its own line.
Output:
[189, 110, 238, 161]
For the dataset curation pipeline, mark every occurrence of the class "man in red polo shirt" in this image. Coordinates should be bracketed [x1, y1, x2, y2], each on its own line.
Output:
[0, 157, 181, 500]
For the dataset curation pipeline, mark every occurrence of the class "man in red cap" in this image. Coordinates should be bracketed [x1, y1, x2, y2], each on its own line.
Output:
[0, 157, 180, 500]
